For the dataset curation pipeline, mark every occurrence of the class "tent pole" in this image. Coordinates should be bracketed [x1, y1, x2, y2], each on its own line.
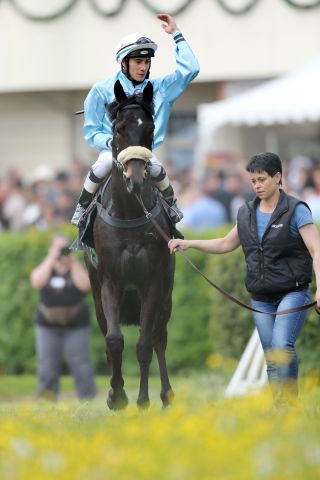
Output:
[265, 127, 279, 153]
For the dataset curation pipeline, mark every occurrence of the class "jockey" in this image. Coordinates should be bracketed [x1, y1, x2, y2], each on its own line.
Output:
[71, 13, 199, 227]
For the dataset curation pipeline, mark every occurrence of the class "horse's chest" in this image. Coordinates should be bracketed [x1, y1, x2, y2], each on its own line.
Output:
[120, 247, 151, 281]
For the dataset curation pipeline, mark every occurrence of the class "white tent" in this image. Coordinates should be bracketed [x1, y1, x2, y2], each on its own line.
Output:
[198, 56, 320, 159]
[225, 329, 267, 398]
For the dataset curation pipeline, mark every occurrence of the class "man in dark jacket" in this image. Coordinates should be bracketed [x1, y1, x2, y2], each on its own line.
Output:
[168, 152, 320, 407]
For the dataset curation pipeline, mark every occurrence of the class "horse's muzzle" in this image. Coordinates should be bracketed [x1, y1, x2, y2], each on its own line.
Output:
[125, 176, 144, 194]
[123, 159, 147, 193]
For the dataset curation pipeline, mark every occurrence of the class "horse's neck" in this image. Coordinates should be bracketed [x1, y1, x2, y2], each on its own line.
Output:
[107, 170, 155, 219]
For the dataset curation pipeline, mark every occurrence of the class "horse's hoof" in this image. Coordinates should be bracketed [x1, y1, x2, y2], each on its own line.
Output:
[137, 398, 150, 410]
[107, 388, 128, 410]
[161, 388, 174, 408]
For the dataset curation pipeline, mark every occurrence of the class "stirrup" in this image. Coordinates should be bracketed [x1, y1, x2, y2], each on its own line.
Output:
[167, 199, 184, 224]
[71, 204, 87, 227]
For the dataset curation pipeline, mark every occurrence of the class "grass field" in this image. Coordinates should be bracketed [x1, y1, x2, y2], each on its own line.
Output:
[1, 374, 320, 479]
[0, 372, 226, 404]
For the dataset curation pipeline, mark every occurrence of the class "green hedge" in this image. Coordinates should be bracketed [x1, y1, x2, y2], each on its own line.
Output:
[0, 226, 319, 376]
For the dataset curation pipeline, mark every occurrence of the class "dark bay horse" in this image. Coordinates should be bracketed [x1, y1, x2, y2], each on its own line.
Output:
[85, 80, 175, 410]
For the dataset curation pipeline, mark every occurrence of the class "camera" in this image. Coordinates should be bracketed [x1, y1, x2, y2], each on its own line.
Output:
[60, 246, 71, 256]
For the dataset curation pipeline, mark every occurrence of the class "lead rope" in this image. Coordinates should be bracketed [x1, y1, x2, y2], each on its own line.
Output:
[135, 193, 317, 316]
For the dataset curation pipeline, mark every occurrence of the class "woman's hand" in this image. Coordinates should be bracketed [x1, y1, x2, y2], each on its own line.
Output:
[168, 238, 190, 254]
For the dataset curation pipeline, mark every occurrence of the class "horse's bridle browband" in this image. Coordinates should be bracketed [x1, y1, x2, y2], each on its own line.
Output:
[134, 193, 318, 317]
[114, 98, 154, 128]
[118, 103, 143, 112]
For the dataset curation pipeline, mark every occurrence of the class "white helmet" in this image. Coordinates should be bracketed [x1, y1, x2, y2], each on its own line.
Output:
[115, 33, 158, 64]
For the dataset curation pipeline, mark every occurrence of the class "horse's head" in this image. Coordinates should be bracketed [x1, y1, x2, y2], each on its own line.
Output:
[108, 80, 154, 194]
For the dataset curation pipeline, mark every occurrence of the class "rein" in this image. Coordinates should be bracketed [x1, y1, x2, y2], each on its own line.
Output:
[134, 194, 317, 317]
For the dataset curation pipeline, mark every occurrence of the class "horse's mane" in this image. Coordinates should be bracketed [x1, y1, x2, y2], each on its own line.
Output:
[107, 94, 154, 122]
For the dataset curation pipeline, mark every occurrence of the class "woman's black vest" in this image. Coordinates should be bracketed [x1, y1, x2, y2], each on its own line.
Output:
[237, 190, 312, 298]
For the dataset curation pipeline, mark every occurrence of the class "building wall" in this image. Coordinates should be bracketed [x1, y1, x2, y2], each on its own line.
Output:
[0, 0, 319, 175]
[1, 0, 320, 92]
[0, 91, 92, 175]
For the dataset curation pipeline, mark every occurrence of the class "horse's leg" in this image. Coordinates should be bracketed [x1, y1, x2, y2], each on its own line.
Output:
[153, 328, 174, 408]
[136, 288, 158, 409]
[153, 298, 174, 408]
[101, 281, 128, 410]
[86, 264, 108, 336]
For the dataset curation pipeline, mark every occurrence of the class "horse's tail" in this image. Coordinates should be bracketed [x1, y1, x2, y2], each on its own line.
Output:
[120, 290, 140, 326]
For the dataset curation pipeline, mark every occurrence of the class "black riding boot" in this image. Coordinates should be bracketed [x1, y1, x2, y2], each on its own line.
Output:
[71, 168, 105, 227]
[71, 189, 94, 227]
[161, 185, 184, 224]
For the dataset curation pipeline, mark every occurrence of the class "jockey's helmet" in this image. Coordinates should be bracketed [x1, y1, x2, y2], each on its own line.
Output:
[115, 33, 158, 64]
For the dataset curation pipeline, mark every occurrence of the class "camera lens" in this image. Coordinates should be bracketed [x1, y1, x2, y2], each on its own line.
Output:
[60, 246, 71, 256]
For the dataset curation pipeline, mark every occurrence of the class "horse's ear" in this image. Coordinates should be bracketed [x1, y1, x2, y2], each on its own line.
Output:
[114, 80, 127, 103]
[142, 81, 153, 104]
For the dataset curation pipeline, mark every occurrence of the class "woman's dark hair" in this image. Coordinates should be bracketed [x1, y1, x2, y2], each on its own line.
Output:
[246, 152, 282, 184]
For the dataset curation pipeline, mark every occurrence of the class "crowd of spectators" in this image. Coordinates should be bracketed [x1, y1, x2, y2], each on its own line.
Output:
[1, 154, 320, 232]
[0, 159, 87, 231]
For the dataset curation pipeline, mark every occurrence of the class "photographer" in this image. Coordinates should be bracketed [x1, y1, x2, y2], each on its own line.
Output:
[30, 233, 96, 400]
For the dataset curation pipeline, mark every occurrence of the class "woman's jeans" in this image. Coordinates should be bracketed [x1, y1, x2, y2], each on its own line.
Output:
[252, 289, 310, 403]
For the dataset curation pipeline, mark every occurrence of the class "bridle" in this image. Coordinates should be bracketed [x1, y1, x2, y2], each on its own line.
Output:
[112, 100, 154, 176]
[135, 194, 318, 317]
